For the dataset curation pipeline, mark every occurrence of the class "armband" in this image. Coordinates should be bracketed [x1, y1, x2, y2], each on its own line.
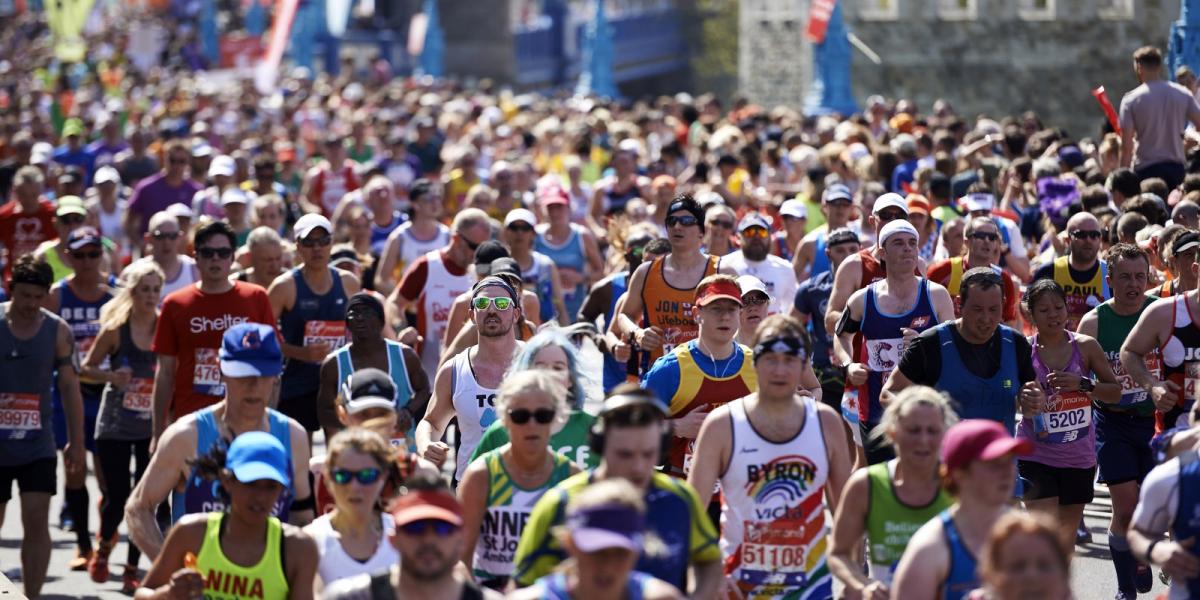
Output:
[1145, 538, 1161, 563]
[290, 494, 316, 512]
[836, 310, 861, 336]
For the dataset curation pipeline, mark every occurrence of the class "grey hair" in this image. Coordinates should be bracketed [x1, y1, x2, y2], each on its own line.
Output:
[246, 225, 283, 249]
[870, 385, 959, 445]
[494, 370, 571, 432]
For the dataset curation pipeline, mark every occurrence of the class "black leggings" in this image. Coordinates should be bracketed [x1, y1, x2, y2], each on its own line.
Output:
[94, 438, 150, 566]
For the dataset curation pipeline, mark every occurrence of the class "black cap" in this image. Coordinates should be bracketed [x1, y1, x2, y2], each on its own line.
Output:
[345, 292, 385, 322]
[1174, 230, 1200, 255]
[474, 240, 510, 271]
[342, 368, 397, 414]
[488, 257, 521, 280]
[665, 195, 706, 233]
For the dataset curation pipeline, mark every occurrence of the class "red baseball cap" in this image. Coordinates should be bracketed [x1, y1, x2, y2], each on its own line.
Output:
[388, 489, 464, 527]
[695, 278, 743, 307]
[941, 419, 1032, 472]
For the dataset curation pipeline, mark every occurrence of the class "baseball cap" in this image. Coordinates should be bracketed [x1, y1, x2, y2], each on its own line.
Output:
[906, 194, 931, 216]
[879, 220, 920, 247]
[389, 489, 464, 527]
[695, 277, 743, 307]
[294, 213, 333, 241]
[1174, 231, 1200, 255]
[488, 257, 521, 280]
[504, 208, 537, 228]
[341, 368, 397, 414]
[823, 183, 853, 204]
[330, 247, 360, 267]
[94, 166, 121, 186]
[826, 227, 860, 247]
[166, 202, 195, 220]
[873, 193, 909, 216]
[736, 274, 772, 302]
[219, 322, 283, 378]
[962, 193, 996, 213]
[738, 212, 771, 233]
[208, 155, 235, 178]
[226, 431, 291, 487]
[1058, 145, 1085, 169]
[30, 142, 52, 166]
[567, 503, 645, 553]
[56, 195, 87, 217]
[191, 140, 214, 157]
[540, 189, 570, 207]
[67, 226, 103, 250]
[780, 199, 808, 220]
[941, 419, 1032, 472]
[221, 188, 249, 206]
[62, 118, 85, 138]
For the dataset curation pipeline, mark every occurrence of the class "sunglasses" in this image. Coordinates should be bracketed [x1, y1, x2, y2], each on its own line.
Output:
[472, 296, 515, 311]
[508, 408, 556, 425]
[331, 467, 382, 486]
[464, 237, 481, 252]
[969, 231, 1000, 242]
[196, 246, 234, 260]
[741, 227, 769, 239]
[1071, 230, 1102, 240]
[152, 231, 180, 241]
[70, 249, 102, 260]
[742, 295, 769, 307]
[665, 215, 699, 228]
[299, 235, 332, 248]
[168, 157, 189, 165]
[399, 519, 459, 537]
[507, 223, 534, 233]
[876, 211, 907, 222]
[709, 219, 734, 229]
[59, 214, 85, 225]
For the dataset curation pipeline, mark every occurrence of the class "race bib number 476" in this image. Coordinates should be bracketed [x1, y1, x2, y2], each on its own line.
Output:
[193, 348, 225, 397]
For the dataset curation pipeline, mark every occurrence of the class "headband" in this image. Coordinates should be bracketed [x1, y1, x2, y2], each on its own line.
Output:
[752, 336, 809, 363]
[471, 275, 518, 301]
[345, 292, 385, 322]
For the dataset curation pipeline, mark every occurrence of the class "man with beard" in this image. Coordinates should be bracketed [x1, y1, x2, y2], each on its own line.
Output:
[415, 277, 524, 486]
[721, 213, 797, 315]
[1032, 211, 1110, 331]
[322, 471, 503, 600]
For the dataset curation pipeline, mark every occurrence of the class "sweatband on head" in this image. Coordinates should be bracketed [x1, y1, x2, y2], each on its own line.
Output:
[752, 336, 809, 363]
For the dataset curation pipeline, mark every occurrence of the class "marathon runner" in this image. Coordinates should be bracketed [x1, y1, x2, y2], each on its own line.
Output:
[375, 179, 450, 296]
[1032, 211, 1111, 331]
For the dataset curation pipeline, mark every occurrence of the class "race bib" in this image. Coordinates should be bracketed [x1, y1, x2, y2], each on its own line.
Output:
[1186, 362, 1200, 403]
[1034, 391, 1092, 443]
[122, 377, 154, 416]
[736, 519, 817, 594]
[0, 393, 41, 440]
[864, 337, 904, 372]
[1112, 353, 1160, 406]
[303, 320, 347, 361]
[193, 348, 225, 397]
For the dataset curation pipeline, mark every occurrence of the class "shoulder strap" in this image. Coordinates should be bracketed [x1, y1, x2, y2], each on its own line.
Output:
[459, 580, 485, 600]
[368, 571, 394, 600]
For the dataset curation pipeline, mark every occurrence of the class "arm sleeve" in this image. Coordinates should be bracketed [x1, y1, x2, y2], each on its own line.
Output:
[898, 330, 940, 386]
[512, 489, 569, 587]
[1013, 334, 1038, 386]
[151, 299, 179, 356]
[396, 257, 430, 303]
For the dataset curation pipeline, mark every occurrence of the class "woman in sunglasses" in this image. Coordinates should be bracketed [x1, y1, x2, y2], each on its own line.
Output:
[304, 428, 400, 594]
[457, 370, 580, 589]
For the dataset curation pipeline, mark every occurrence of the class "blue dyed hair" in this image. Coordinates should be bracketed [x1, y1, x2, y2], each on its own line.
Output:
[511, 330, 589, 410]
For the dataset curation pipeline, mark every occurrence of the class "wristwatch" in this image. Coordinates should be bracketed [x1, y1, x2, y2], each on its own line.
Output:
[1079, 376, 1095, 393]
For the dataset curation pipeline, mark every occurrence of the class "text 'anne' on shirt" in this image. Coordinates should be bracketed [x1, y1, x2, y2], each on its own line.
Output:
[1017, 332, 1096, 470]
[865, 461, 952, 585]
[450, 349, 500, 483]
[279, 267, 348, 401]
[398, 250, 471, 376]
[1049, 257, 1109, 330]
[152, 281, 276, 420]
[1160, 293, 1200, 433]
[639, 254, 720, 370]
[720, 396, 832, 600]
[171, 406, 293, 523]
[95, 322, 157, 442]
[333, 340, 415, 447]
[1096, 297, 1159, 418]
[535, 224, 588, 319]
[0, 306, 62, 465]
[195, 513, 289, 600]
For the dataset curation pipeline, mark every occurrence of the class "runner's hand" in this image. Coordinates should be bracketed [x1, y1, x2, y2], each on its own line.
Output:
[111, 366, 132, 389]
[635, 326, 664, 351]
[422, 441, 450, 467]
[157, 567, 205, 599]
[672, 408, 711, 439]
[846, 363, 869, 387]
[64, 442, 85, 478]
[301, 341, 332, 363]
[1153, 537, 1200, 581]
[1019, 381, 1045, 416]
[861, 580, 890, 600]
[610, 338, 631, 363]
[1046, 371, 1081, 393]
[397, 327, 422, 347]
[1151, 381, 1181, 413]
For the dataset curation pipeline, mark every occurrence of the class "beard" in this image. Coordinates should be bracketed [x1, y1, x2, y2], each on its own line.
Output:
[402, 544, 457, 581]
[479, 316, 515, 338]
[742, 243, 769, 262]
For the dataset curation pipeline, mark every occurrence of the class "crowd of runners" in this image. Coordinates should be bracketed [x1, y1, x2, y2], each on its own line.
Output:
[8, 13, 1200, 598]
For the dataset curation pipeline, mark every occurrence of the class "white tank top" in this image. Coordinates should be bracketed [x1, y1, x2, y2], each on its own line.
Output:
[396, 222, 451, 277]
[148, 256, 198, 299]
[307, 512, 398, 587]
[720, 396, 832, 599]
[450, 348, 499, 482]
[419, 250, 472, 375]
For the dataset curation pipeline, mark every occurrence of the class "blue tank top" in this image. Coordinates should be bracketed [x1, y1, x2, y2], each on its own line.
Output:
[334, 340, 416, 448]
[279, 268, 348, 399]
[535, 570, 653, 600]
[1174, 450, 1200, 597]
[856, 279, 937, 425]
[59, 277, 115, 396]
[811, 232, 830, 279]
[933, 322, 1020, 433]
[536, 226, 587, 319]
[602, 273, 629, 392]
[370, 212, 405, 256]
[522, 253, 558, 324]
[940, 511, 979, 600]
[171, 406, 294, 522]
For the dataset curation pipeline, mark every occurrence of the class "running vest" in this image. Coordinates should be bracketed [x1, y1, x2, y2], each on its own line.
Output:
[450, 349, 501, 482]
[932, 323, 1020, 433]
[0, 306, 58, 464]
[639, 254, 720, 369]
[308, 512, 397, 587]
[58, 278, 114, 389]
[1052, 256, 1110, 330]
[666, 342, 757, 478]
[602, 272, 629, 392]
[865, 461, 952, 584]
[314, 164, 359, 216]
[535, 225, 587, 319]
[195, 513, 288, 600]
[171, 407, 294, 522]
[159, 256, 199, 299]
[533, 571, 655, 600]
[419, 251, 472, 375]
[279, 268, 348, 400]
[1172, 450, 1200, 598]
[472, 449, 574, 584]
[603, 180, 640, 215]
[333, 340, 415, 447]
[95, 322, 157, 440]
[946, 257, 1003, 317]
[370, 212, 404, 256]
[1160, 293, 1200, 432]
[1096, 298, 1159, 417]
[811, 231, 830, 279]
[939, 510, 980, 600]
[720, 397, 831, 600]
[521, 252, 558, 324]
[393, 222, 450, 282]
[1023, 333, 1094, 469]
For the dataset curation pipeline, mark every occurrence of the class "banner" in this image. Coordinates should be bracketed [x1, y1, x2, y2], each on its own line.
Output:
[44, 0, 96, 62]
[220, 34, 263, 70]
[807, 0, 837, 44]
[254, 0, 300, 94]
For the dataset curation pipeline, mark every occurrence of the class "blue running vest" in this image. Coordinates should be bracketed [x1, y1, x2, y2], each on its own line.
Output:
[933, 322, 1020, 433]
[940, 511, 980, 600]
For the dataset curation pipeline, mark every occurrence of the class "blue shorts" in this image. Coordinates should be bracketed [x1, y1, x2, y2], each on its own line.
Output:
[1095, 408, 1155, 486]
[52, 389, 100, 453]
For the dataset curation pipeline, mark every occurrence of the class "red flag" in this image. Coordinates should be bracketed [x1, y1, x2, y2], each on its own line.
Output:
[1092, 86, 1122, 136]
[807, 0, 837, 44]
[254, 0, 300, 94]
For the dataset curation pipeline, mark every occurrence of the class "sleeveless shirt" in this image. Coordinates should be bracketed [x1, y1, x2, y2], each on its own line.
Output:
[939, 510, 980, 600]
[865, 461, 952, 584]
[58, 278, 114, 391]
[419, 251, 472, 375]
[521, 252, 559, 324]
[1096, 298, 1159, 417]
[535, 225, 588, 319]
[95, 322, 157, 441]
[665, 341, 757, 478]
[279, 267, 348, 400]
[308, 512, 398, 587]
[392, 222, 450, 282]
[1051, 256, 1110, 330]
[0, 306, 60, 464]
[639, 254, 720, 370]
[932, 323, 1020, 433]
[195, 513, 288, 600]
[450, 349, 500, 482]
[849, 279, 938, 426]
[1160, 293, 1200, 432]
[1018, 332, 1095, 469]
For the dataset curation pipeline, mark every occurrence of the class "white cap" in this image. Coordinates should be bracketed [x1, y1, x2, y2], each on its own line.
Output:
[208, 155, 235, 178]
[780, 199, 807, 220]
[736, 274, 772, 301]
[294, 213, 333, 240]
[873, 193, 909, 215]
[166, 202, 195, 220]
[504, 208, 537, 227]
[94, 166, 121, 185]
[221, 188, 249, 206]
[879, 219, 920, 247]
[962, 192, 995, 213]
[30, 142, 53, 165]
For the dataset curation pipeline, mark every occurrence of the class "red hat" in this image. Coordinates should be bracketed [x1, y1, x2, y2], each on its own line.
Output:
[941, 419, 1032, 472]
[388, 489, 464, 527]
[906, 194, 931, 216]
[695, 278, 743, 307]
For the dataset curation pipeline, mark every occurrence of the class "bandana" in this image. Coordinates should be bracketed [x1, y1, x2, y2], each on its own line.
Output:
[752, 336, 809, 363]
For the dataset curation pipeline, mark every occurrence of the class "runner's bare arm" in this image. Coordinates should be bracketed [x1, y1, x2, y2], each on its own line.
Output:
[1076, 307, 1099, 338]
[132, 515, 206, 599]
[880, 367, 914, 407]
[386, 278, 414, 319]
[456, 459, 489, 570]
[614, 262, 651, 339]
[151, 355, 177, 447]
[284, 526, 320, 600]
[800, 362, 823, 404]
[577, 278, 612, 326]
[126, 419, 195, 560]
[1079, 334, 1122, 405]
[316, 355, 343, 439]
[415, 360, 457, 467]
[338, 270, 361, 297]
[56, 321, 85, 472]
[829, 470, 881, 596]
[581, 228, 605, 283]
[269, 274, 325, 363]
[690, 558, 723, 600]
[928, 283, 957, 324]
[832, 289, 865, 369]
[818, 403, 851, 509]
[889, 518, 951, 600]
[289, 420, 314, 526]
[792, 236, 815, 281]
[1120, 300, 1175, 405]
[374, 227, 405, 295]
[522, 290, 542, 328]
[81, 324, 119, 383]
[402, 345, 432, 432]
[547, 263, 571, 326]
[441, 293, 471, 351]
[825, 254, 862, 337]
[41, 282, 61, 313]
[686, 405, 732, 509]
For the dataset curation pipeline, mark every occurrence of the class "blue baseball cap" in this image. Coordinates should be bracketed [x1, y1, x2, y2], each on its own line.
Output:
[226, 431, 290, 487]
[219, 323, 283, 378]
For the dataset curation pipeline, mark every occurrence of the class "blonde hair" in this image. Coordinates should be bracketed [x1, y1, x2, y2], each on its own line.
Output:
[494, 370, 571, 431]
[98, 260, 164, 331]
[871, 385, 958, 444]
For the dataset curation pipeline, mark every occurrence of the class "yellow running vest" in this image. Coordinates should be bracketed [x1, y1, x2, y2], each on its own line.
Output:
[195, 513, 288, 600]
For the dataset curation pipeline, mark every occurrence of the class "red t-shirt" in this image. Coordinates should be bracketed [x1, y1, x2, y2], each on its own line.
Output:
[0, 198, 57, 284]
[152, 281, 276, 419]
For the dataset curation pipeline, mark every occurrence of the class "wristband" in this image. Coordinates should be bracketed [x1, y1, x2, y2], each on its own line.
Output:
[1146, 538, 1161, 563]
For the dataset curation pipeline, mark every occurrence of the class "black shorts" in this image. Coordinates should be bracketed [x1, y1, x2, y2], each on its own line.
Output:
[277, 393, 320, 432]
[0, 457, 58, 502]
[1018, 459, 1096, 505]
[1095, 409, 1156, 486]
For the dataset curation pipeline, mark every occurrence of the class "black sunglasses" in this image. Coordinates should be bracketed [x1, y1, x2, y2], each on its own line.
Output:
[464, 237, 481, 252]
[196, 246, 234, 260]
[331, 467, 382, 486]
[1071, 230, 1102, 240]
[508, 408, 556, 425]
[969, 231, 1000, 242]
[666, 215, 699, 228]
[709, 219, 734, 229]
[59, 214, 86, 225]
[70, 250, 102, 260]
[507, 223, 534, 233]
[876, 210, 907, 222]
[152, 231, 180, 241]
[299, 235, 332, 248]
[399, 519, 458, 537]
